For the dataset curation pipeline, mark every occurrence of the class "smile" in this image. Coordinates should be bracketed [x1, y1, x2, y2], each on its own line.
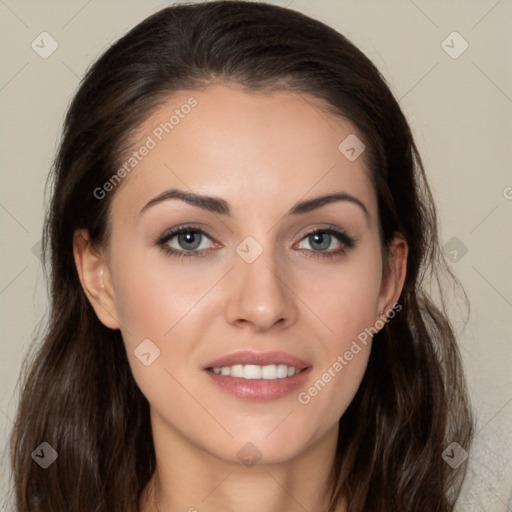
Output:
[209, 364, 301, 379]
[203, 351, 312, 401]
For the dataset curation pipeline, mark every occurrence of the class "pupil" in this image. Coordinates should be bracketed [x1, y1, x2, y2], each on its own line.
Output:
[311, 232, 330, 251]
[179, 232, 200, 250]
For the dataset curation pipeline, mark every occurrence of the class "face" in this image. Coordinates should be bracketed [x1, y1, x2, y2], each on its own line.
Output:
[75, 83, 406, 466]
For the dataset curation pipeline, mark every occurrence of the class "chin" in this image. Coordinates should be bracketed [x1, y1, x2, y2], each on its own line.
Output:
[203, 421, 331, 468]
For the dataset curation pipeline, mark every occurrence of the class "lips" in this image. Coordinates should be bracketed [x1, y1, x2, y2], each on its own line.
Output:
[203, 350, 311, 370]
[203, 350, 312, 401]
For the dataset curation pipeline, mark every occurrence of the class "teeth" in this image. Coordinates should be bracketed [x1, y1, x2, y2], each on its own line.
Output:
[276, 364, 288, 378]
[231, 364, 244, 378]
[211, 364, 301, 380]
[245, 364, 262, 379]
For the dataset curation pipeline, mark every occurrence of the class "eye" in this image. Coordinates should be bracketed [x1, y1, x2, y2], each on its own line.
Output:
[295, 227, 356, 259]
[156, 225, 216, 259]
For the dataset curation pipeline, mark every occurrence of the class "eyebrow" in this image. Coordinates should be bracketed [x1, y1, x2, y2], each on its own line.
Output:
[139, 188, 369, 219]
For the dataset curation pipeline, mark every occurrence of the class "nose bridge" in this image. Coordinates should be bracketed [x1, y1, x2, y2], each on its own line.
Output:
[225, 232, 296, 330]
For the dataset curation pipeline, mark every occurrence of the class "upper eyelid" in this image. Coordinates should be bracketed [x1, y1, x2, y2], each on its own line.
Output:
[158, 224, 211, 240]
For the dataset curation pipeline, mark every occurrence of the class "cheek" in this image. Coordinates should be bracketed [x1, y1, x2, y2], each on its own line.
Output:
[297, 247, 382, 420]
[108, 245, 227, 393]
[108, 248, 205, 404]
[314, 248, 383, 343]
[109, 245, 214, 341]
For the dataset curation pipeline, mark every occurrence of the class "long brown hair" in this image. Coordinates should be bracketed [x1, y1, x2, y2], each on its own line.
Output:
[9, 2, 473, 511]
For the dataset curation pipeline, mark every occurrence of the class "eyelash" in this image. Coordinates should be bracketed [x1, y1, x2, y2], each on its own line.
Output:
[156, 224, 357, 260]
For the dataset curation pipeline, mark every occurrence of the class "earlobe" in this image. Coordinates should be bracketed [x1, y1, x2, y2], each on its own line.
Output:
[73, 229, 121, 330]
[376, 233, 408, 321]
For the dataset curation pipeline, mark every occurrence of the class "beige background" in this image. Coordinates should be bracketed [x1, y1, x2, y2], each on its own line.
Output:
[1, 0, 511, 510]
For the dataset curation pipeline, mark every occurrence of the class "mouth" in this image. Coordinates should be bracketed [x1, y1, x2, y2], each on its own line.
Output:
[203, 351, 312, 401]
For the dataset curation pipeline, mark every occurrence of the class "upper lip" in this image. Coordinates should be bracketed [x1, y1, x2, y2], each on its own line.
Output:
[204, 350, 311, 370]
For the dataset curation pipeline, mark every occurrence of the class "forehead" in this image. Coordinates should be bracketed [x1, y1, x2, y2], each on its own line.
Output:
[110, 83, 377, 223]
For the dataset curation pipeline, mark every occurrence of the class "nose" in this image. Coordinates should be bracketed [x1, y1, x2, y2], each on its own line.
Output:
[224, 244, 298, 332]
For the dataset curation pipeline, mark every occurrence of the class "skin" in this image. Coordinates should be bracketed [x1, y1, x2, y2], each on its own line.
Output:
[74, 83, 407, 512]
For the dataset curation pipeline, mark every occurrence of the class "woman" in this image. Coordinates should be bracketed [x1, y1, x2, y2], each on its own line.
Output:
[10, 1, 473, 511]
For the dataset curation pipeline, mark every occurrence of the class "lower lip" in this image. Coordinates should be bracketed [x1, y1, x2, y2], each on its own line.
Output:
[204, 368, 312, 401]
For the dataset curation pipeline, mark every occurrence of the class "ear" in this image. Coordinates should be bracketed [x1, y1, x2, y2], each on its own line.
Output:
[73, 229, 121, 330]
[375, 232, 408, 322]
